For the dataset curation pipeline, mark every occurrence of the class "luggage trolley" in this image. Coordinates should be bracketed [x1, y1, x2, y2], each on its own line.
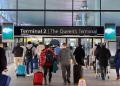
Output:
[95, 59, 110, 80]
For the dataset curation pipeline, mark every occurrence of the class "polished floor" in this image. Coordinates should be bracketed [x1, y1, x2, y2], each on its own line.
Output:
[5, 64, 120, 86]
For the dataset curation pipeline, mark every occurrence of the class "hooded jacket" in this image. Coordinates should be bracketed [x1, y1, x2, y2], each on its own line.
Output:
[39, 48, 56, 66]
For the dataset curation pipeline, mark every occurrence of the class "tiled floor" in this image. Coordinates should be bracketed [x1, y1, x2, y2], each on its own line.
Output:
[5, 64, 120, 86]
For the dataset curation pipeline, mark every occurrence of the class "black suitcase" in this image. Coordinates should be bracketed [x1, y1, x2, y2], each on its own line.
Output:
[73, 64, 83, 84]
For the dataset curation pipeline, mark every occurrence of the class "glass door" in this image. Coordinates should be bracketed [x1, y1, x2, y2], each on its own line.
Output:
[67, 38, 78, 48]
[81, 38, 92, 57]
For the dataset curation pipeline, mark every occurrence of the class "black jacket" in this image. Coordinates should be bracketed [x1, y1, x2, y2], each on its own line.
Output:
[0, 47, 7, 73]
[98, 47, 111, 66]
[12, 46, 23, 57]
[73, 46, 85, 65]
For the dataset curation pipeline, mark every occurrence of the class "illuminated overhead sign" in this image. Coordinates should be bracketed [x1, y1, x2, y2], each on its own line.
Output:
[14, 26, 98, 35]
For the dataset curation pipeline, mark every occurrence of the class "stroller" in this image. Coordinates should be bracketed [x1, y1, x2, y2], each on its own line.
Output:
[95, 59, 110, 80]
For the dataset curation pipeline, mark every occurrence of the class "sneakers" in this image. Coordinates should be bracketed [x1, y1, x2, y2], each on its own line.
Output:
[26, 73, 33, 77]
[26, 74, 30, 77]
[67, 79, 71, 84]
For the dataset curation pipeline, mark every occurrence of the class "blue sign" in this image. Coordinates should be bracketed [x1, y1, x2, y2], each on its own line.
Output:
[2, 23, 14, 42]
[104, 24, 116, 41]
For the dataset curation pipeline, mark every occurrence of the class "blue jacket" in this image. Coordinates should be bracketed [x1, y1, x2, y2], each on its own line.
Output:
[114, 52, 120, 68]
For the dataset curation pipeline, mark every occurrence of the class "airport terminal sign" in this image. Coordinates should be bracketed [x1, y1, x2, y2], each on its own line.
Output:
[15, 26, 97, 35]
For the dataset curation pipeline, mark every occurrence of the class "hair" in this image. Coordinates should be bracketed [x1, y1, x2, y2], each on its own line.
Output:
[62, 43, 67, 46]
[45, 45, 50, 48]
[28, 41, 32, 44]
[17, 43, 20, 46]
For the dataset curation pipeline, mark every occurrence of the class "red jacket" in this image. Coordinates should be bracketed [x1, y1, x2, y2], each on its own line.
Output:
[39, 48, 56, 66]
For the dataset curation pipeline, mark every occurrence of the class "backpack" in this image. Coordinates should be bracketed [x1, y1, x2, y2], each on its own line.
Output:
[45, 50, 54, 67]
[26, 47, 33, 58]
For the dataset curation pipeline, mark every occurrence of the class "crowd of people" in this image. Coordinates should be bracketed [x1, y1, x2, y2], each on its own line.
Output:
[1, 41, 120, 85]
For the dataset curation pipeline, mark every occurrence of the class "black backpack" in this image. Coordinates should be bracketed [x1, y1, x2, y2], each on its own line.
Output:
[45, 50, 54, 67]
[26, 47, 33, 58]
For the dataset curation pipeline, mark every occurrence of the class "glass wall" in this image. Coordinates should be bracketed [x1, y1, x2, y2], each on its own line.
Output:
[73, 12, 100, 26]
[18, 11, 44, 26]
[46, 12, 72, 26]
[101, 0, 120, 10]
[18, 0, 44, 9]
[46, 0, 72, 10]
[0, 0, 120, 26]
[0, 11, 16, 23]
[101, 12, 120, 26]
[0, 0, 16, 9]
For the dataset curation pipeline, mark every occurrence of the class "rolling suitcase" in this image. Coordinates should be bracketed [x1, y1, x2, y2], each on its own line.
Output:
[33, 72, 44, 85]
[16, 64, 26, 77]
[0, 74, 11, 86]
[73, 64, 83, 84]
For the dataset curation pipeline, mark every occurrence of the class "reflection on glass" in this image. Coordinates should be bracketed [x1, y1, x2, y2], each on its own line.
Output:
[18, 11, 44, 26]
[0, 11, 16, 23]
[74, 0, 100, 10]
[101, 12, 120, 26]
[102, 0, 120, 10]
[81, 38, 92, 56]
[46, 0, 72, 10]
[46, 12, 72, 26]
[0, 0, 16, 9]
[74, 12, 100, 26]
[18, 0, 44, 9]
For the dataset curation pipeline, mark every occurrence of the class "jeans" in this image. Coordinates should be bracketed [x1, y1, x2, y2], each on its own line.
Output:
[26, 58, 33, 74]
[100, 65, 107, 80]
[116, 66, 120, 78]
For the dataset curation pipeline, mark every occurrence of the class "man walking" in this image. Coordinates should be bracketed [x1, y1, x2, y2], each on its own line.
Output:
[12, 43, 23, 69]
[60, 43, 75, 85]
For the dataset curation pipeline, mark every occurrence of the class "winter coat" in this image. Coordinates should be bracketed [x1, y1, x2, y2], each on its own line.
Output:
[98, 47, 111, 67]
[12, 46, 23, 57]
[39, 48, 56, 66]
[114, 50, 120, 68]
[0, 47, 7, 73]
[73, 46, 85, 65]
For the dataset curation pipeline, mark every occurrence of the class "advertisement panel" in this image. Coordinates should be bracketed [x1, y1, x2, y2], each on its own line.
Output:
[104, 23, 116, 41]
[2, 23, 14, 42]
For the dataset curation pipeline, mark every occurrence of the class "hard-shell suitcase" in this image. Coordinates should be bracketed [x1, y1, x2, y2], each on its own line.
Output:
[73, 64, 83, 84]
[16, 64, 26, 77]
[33, 72, 44, 85]
[0, 74, 11, 86]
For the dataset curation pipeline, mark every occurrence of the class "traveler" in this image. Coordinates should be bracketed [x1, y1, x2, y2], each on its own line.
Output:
[73, 44, 85, 83]
[36, 42, 45, 57]
[73, 44, 85, 66]
[25, 41, 36, 76]
[20, 42, 26, 59]
[39, 45, 56, 85]
[0, 43, 7, 74]
[114, 49, 120, 80]
[60, 43, 75, 85]
[97, 43, 111, 80]
[90, 44, 97, 70]
[12, 43, 23, 69]
[54, 44, 61, 64]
